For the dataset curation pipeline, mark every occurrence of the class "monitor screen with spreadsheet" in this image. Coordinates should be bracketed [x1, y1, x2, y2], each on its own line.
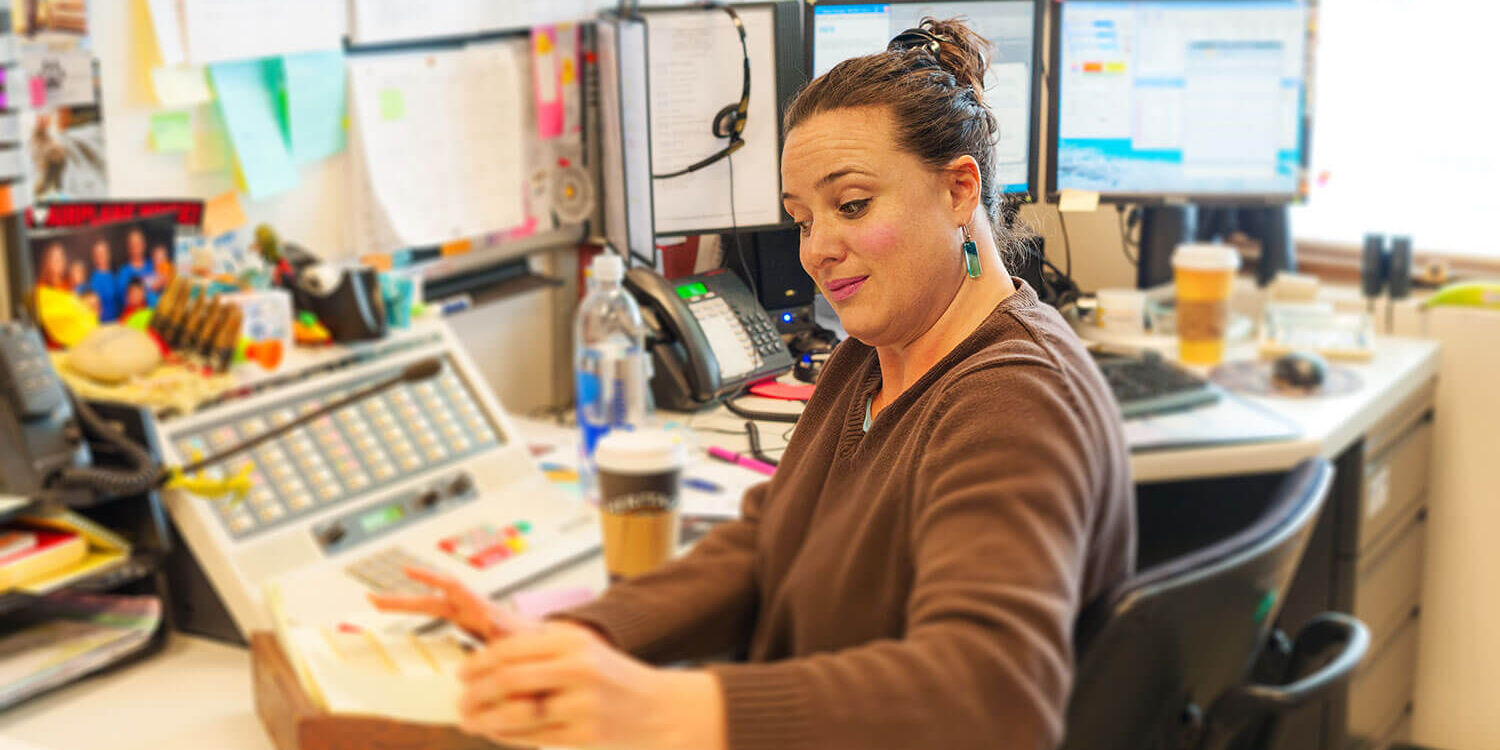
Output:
[1048, 0, 1313, 201]
[808, 1, 1044, 199]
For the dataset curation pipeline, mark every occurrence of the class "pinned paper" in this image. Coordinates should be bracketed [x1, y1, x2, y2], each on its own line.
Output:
[188, 103, 230, 173]
[149, 111, 193, 152]
[150, 65, 212, 107]
[1058, 189, 1101, 213]
[208, 59, 298, 199]
[378, 88, 404, 121]
[280, 50, 347, 163]
[145, 0, 187, 66]
[203, 191, 249, 239]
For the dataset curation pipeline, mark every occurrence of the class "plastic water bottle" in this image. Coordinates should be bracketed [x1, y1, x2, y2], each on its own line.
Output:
[574, 253, 651, 495]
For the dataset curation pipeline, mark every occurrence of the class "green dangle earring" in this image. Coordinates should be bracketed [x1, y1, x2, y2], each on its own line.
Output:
[962, 222, 982, 278]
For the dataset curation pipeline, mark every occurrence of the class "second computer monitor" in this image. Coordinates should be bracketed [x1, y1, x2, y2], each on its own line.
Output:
[807, 1, 1044, 200]
[1048, 0, 1313, 202]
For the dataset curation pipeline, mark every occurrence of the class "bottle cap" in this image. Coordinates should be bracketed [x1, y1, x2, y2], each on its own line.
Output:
[592, 253, 624, 282]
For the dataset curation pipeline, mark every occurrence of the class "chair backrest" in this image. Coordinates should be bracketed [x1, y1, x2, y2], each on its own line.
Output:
[1059, 458, 1334, 750]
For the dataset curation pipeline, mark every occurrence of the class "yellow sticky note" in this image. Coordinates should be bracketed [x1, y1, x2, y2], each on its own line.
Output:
[1058, 189, 1101, 213]
[149, 110, 192, 152]
[150, 65, 212, 107]
[189, 103, 230, 174]
[130, 0, 164, 106]
[203, 191, 249, 239]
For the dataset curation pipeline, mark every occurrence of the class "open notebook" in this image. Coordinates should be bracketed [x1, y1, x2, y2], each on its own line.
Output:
[266, 586, 470, 725]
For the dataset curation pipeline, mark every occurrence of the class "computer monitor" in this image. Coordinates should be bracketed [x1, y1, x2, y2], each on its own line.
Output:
[1047, 0, 1314, 202]
[807, 1, 1045, 201]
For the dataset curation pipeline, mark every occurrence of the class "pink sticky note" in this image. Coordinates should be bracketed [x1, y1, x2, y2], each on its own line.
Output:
[511, 587, 595, 620]
[749, 381, 816, 402]
[531, 26, 564, 139]
[28, 76, 45, 108]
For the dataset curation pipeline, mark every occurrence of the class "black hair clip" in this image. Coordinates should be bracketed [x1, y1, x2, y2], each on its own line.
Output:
[888, 26, 946, 56]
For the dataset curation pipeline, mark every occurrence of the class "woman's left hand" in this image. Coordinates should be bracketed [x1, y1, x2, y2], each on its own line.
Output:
[457, 621, 726, 750]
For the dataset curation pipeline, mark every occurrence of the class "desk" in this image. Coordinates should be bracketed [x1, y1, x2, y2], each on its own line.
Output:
[0, 340, 1440, 750]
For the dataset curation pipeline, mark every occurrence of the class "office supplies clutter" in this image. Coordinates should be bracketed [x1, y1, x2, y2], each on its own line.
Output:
[0, 592, 161, 711]
[0, 510, 131, 595]
[1258, 303, 1375, 362]
[574, 253, 652, 494]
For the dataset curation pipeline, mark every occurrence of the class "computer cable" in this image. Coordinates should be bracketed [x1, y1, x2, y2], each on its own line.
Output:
[744, 421, 779, 467]
[723, 383, 800, 424]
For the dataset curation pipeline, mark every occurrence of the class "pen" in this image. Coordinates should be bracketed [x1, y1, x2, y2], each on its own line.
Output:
[707, 446, 777, 477]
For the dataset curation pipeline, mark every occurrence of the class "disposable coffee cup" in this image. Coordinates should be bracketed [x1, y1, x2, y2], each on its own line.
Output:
[594, 430, 686, 582]
[1172, 243, 1241, 365]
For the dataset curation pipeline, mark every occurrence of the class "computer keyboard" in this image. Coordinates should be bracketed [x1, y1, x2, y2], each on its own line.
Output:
[1091, 350, 1221, 419]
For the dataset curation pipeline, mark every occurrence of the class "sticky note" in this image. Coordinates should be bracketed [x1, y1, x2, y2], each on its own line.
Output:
[378, 88, 404, 121]
[189, 102, 230, 173]
[203, 190, 249, 239]
[149, 110, 193, 152]
[151, 65, 212, 107]
[28, 76, 45, 108]
[208, 59, 298, 200]
[1058, 189, 1101, 213]
[510, 587, 595, 620]
[281, 50, 346, 163]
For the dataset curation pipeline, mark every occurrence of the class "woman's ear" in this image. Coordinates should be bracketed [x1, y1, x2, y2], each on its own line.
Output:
[943, 155, 982, 225]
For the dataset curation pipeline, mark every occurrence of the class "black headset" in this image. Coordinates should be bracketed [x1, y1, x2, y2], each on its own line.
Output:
[651, 4, 750, 180]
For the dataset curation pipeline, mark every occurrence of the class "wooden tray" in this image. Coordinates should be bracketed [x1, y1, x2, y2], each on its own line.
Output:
[250, 631, 497, 750]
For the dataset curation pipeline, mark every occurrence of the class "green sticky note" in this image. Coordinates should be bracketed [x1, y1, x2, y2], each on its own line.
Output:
[379, 88, 405, 121]
[281, 50, 347, 163]
[207, 59, 298, 200]
[149, 110, 193, 152]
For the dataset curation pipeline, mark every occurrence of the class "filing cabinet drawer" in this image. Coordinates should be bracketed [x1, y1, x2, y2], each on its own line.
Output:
[1349, 617, 1420, 742]
[1359, 419, 1432, 555]
[1356, 513, 1426, 651]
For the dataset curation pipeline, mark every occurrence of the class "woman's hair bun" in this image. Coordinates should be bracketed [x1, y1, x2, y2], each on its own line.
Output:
[921, 17, 991, 102]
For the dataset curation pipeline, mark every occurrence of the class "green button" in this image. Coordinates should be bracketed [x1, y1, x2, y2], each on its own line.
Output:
[675, 285, 695, 300]
[692, 282, 708, 295]
[516, 520, 531, 534]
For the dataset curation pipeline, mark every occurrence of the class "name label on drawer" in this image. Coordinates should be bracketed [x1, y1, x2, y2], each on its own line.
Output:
[1365, 465, 1391, 521]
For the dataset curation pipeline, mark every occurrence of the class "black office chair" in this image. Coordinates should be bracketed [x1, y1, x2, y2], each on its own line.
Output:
[1060, 458, 1370, 750]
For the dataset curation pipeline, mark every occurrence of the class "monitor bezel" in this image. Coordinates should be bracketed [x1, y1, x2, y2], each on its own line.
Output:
[803, 0, 1048, 204]
[1044, 0, 1317, 205]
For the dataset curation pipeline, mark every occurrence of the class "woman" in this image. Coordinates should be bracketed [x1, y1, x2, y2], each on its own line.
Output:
[37, 241, 70, 290]
[374, 19, 1133, 750]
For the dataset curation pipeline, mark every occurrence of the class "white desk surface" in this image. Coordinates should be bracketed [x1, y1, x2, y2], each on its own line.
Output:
[0, 338, 1440, 750]
[1129, 337, 1440, 483]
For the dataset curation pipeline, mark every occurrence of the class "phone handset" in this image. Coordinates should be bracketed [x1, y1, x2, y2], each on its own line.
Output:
[624, 268, 722, 404]
[0, 322, 90, 497]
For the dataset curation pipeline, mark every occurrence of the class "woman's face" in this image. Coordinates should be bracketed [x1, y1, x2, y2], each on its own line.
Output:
[781, 106, 966, 348]
[43, 244, 65, 278]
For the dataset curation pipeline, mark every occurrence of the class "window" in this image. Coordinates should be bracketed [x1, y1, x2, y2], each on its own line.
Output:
[1291, 0, 1500, 260]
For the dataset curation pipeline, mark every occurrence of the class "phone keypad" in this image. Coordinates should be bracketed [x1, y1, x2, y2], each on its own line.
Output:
[170, 360, 503, 540]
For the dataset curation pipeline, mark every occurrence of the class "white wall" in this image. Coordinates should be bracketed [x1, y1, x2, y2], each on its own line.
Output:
[90, 1, 563, 413]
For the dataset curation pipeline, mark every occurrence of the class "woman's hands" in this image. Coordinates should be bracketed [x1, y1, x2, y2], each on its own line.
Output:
[456, 621, 727, 750]
[367, 566, 533, 642]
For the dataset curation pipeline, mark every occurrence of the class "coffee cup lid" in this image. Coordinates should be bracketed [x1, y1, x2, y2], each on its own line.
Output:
[1172, 243, 1242, 271]
[594, 430, 686, 474]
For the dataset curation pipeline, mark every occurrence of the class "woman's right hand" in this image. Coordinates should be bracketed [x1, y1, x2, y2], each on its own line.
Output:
[367, 566, 535, 642]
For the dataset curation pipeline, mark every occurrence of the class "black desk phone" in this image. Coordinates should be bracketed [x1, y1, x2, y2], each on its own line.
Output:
[0, 322, 158, 502]
[624, 268, 793, 411]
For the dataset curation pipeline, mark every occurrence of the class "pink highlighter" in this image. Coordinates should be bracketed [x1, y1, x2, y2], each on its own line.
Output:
[707, 446, 777, 477]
